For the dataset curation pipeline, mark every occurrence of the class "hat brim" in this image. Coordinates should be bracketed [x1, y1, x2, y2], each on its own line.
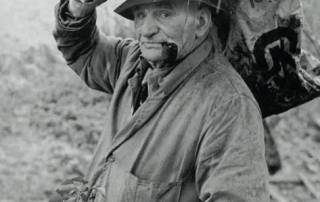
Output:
[114, 0, 227, 20]
[114, 0, 169, 20]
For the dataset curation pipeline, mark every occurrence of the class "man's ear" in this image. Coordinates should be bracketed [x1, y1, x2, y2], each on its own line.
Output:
[195, 6, 212, 38]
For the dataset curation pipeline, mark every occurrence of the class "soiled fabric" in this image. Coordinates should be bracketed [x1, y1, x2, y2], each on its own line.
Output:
[225, 0, 320, 117]
[53, 0, 269, 201]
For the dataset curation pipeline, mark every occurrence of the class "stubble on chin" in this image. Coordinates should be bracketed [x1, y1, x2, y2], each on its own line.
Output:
[140, 46, 166, 66]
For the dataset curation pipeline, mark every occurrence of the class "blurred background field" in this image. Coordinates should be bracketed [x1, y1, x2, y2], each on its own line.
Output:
[0, 0, 319, 201]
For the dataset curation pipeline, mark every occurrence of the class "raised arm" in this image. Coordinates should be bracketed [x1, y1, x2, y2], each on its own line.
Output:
[53, 0, 137, 94]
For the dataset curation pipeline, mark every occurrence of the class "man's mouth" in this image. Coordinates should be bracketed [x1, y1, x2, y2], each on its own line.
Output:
[141, 42, 163, 49]
[140, 41, 178, 63]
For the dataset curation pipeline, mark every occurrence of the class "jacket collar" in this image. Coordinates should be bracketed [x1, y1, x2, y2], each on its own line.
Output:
[140, 37, 214, 98]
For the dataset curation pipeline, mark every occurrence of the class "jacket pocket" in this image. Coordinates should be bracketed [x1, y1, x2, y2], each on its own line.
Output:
[93, 161, 183, 202]
[134, 178, 182, 202]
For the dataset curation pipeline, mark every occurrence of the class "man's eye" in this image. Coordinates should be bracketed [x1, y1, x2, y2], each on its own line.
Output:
[134, 12, 146, 19]
[158, 10, 171, 18]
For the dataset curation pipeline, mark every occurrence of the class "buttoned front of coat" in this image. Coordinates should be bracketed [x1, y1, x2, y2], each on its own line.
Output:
[53, 1, 270, 201]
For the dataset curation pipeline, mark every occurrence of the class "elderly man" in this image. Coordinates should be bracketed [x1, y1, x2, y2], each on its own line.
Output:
[53, 0, 269, 201]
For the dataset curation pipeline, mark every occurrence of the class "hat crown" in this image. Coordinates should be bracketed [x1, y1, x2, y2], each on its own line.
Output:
[114, 0, 229, 20]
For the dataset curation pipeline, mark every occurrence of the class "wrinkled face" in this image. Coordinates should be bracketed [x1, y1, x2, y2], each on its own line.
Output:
[133, 1, 199, 65]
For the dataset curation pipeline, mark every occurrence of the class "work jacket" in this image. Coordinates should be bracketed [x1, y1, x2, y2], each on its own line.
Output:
[53, 1, 269, 201]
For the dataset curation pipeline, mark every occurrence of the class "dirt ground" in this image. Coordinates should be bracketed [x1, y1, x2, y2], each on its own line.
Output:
[0, 0, 319, 202]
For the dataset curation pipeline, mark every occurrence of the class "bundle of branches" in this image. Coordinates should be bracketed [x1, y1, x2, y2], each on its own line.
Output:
[223, 0, 320, 117]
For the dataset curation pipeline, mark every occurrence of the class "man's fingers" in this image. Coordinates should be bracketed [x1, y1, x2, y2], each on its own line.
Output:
[79, 0, 93, 3]
[61, 176, 87, 185]
[56, 184, 78, 196]
[78, 0, 107, 5]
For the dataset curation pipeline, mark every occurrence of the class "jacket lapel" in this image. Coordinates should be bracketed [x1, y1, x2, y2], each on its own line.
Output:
[106, 95, 167, 157]
[106, 38, 213, 157]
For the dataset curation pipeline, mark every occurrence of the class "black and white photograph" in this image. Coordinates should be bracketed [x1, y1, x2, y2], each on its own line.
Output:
[0, 0, 320, 201]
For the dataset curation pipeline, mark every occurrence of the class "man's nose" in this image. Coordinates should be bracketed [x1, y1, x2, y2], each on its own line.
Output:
[140, 15, 159, 39]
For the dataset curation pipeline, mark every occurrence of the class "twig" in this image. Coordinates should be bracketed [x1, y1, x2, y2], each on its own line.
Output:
[305, 148, 320, 165]
[269, 185, 289, 202]
[299, 172, 320, 199]
[303, 27, 320, 59]
[270, 175, 302, 184]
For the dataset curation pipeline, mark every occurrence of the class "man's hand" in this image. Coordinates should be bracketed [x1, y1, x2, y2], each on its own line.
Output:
[68, 0, 108, 18]
[48, 176, 90, 202]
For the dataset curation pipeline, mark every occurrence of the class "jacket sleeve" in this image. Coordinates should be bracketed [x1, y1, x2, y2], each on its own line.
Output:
[53, 0, 136, 94]
[196, 95, 270, 202]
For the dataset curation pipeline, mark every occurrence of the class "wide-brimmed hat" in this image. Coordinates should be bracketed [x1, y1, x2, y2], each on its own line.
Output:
[114, 0, 227, 20]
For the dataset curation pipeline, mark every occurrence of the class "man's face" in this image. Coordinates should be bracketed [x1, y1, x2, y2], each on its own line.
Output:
[133, 1, 199, 65]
